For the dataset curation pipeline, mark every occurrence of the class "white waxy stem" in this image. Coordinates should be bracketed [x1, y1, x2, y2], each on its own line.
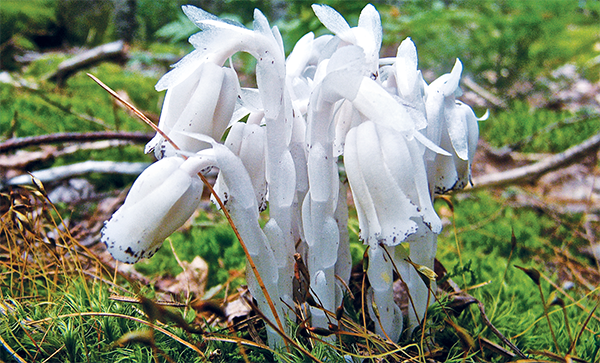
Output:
[367, 245, 402, 342]
[301, 45, 368, 330]
[214, 122, 268, 212]
[334, 181, 351, 286]
[188, 132, 285, 346]
[101, 155, 208, 263]
[390, 244, 423, 331]
[212, 138, 286, 347]
[309, 267, 337, 333]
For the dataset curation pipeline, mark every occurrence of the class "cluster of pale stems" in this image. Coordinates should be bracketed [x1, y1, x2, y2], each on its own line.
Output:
[101, 3, 486, 347]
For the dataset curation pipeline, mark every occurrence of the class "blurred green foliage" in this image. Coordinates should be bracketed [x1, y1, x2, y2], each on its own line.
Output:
[1, 61, 161, 138]
[434, 190, 599, 360]
[4, 0, 598, 94]
[483, 102, 599, 153]
[0, 0, 57, 45]
[381, 0, 600, 89]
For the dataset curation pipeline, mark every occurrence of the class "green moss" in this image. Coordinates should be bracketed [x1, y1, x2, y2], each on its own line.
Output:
[134, 210, 246, 291]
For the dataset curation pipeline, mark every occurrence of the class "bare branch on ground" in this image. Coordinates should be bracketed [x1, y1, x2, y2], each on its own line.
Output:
[5, 160, 150, 186]
[470, 132, 600, 190]
[46, 41, 128, 85]
[0, 131, 154, 153]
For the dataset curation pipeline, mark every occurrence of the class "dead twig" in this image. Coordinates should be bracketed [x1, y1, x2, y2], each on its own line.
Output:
[0, 131, 154, 153]
[462, 76, 507, 109]
[5, 161, 150, 186]
[46, 41, 127, 85]
[475, 299, 528, 358]
[470, 131, 600, 190]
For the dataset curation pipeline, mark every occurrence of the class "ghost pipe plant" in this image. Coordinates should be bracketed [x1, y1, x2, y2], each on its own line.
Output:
[100, 3, 483, 348]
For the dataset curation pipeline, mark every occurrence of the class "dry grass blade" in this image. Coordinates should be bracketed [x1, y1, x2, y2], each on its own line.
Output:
[0, 333, 28, 363]
[26, 311, 206, 357]
[567, 300, 599, 356]
[86, 73, 177, 151]
[475, 299, 527, 358]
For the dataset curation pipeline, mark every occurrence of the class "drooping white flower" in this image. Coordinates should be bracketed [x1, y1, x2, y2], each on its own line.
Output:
[100, 2, 484, 347]
[101, 155, 209, 263]
[424, 59, 485, 193]
[146, 62, 239, 159]
[343, 121, 441, 248]
[429, 100, 485, 193]
[312, 3, 382, 76]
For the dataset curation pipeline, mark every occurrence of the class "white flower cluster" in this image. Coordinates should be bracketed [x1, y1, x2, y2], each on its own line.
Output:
[101, 4, 484, 346]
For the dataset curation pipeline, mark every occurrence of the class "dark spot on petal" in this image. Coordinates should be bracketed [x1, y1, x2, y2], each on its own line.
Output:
[125, 246, 136, 256]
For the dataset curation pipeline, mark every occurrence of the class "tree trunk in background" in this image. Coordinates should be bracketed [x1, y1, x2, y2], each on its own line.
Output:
[114, 0, 137, 44]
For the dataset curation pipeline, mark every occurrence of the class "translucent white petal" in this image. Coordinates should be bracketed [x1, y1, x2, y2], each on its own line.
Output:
[344, 127, 378, 241]
[356, 122, 419, 245]
[311, 4, 351, 36]
[211, 67, 240, 141]
[395, 37, 418, 97]
[333, 100, 361, 156]
[286, 32, 315, 78]
[182, 5, 225, 27]
[124, 157, 184, 205]
[239, 124, 268, 211]
[163, 62, 224, 154]
[352, 77, 414, 132]
[358, 4, 382, 54]
[102, 158, 203, 263]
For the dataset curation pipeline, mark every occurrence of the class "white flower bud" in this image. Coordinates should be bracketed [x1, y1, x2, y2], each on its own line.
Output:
[101, 156, 207, 263]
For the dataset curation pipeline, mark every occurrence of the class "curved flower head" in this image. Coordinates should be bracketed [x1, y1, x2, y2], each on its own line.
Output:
[101, 155, 210, 263]
[430, 100, 485, 193]
[146, 62, 239, 159]
[424, 59, 484, 193]
[344, 121, 441, 248]
[312, 4, 382, 76]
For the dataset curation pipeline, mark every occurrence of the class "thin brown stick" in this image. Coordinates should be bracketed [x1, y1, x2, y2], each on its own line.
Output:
[87, 74, 175, 149]
[475, 299, 527, 358]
